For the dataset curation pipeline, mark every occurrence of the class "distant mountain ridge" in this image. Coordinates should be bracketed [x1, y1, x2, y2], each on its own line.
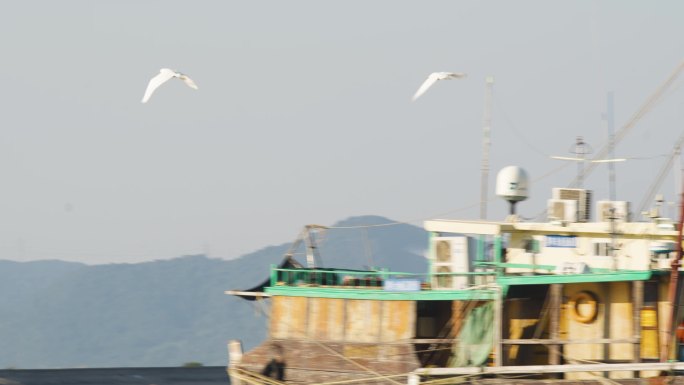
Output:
[0, 215, 428, 369]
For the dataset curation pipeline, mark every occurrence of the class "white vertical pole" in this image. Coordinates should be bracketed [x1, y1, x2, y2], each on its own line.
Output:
[606, 92, 616, 201]
[407, 373, 420, 385]
[606, 93, 618, 258]
[575, 137, 586, 189]
[480, 76, 494, 220]
[228, 339, 244, 385]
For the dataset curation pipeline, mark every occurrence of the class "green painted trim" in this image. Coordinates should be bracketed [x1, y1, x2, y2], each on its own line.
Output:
[270, 264, 276, 286]
[496, 270, 652, 285]
[273, 267, 491, 279]
[265, 286, 497, 300]
[477, 235, 484, 262]
[494, 236, 502, 276]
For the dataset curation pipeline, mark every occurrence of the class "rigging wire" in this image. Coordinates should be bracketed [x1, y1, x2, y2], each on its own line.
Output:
[326, 160, 574, 230]
[492, 93, 549, 158]
[568, 60, 684, 188]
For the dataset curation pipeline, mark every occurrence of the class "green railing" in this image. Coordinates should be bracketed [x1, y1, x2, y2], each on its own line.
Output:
[270, 261, 653, 291]
[270, 266, 495, 290]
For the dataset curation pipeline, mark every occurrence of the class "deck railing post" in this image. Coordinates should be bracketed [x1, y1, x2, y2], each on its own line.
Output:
[270, 264, 277, 286]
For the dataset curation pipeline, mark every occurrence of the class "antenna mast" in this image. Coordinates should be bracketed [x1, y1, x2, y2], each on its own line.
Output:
[571, 136, 593, 188]
[606, 92, 616, 201]
[480, 76, 494, 219]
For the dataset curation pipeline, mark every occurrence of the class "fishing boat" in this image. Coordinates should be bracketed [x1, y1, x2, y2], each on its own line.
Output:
[225, 166, 684, 384]
[226, 62, 684, 385]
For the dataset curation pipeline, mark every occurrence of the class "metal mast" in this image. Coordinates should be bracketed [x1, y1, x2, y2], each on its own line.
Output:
[480, 76, 494, 220]
[606, 92, 616, 201]
[571, 136, 592, 189]
[604, 92, 619, 262]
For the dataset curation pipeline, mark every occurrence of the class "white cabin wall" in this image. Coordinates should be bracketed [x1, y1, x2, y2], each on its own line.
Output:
[506, 232, 655, 272]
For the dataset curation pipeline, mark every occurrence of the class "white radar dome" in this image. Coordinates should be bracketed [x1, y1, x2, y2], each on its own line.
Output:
[496, 166, 529, 202]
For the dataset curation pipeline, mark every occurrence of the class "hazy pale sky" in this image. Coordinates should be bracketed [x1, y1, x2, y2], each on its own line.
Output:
[1, 1, 683, 264]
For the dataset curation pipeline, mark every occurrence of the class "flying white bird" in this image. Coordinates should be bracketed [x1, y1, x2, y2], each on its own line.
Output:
[141, 68, 198, 103]
[412, 72, 467, 101]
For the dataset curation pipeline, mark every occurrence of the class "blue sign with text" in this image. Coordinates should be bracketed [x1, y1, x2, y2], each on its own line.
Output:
[384, 279, 421, 292]
[546, 235, 576, 248]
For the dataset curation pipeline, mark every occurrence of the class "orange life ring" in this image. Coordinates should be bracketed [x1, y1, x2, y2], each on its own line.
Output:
[570, 291, 598, 324]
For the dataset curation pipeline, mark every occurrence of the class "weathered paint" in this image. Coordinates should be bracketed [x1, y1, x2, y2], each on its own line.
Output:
[306, 297, 323, 340]
[564, 283, 606, 380]
[270, 296, 308, 339]
[271, 296, 416, 345]
[380, 301, 415, 342]
[657, 276, 675, 360]
[327, 298, 346, 341]
[345, 299, 382, 342]
[306, 297, 345, 341]
[290, 296, 309, 339]
[608, 282, 634, 362]
[298, 297, 347, 341]
[561, 281, 655, 380]
[269, 295, 286, 339]
[608, 281, 634, 379]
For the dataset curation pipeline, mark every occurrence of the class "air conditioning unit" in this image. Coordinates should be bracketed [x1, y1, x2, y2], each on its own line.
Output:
[596, 200, 630, 223]
[547, 199, 578, 222]
[552, 188, 592, 222]
[431, 236, 472, 290]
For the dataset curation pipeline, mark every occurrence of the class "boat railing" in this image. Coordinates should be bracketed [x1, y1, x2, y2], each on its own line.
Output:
[269, 261, 651, 290]
[270, 266, 495, 290]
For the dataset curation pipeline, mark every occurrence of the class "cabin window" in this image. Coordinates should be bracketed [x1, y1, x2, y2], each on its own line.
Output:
[524, 239, 540, 253]
[593, 242, 611, 256]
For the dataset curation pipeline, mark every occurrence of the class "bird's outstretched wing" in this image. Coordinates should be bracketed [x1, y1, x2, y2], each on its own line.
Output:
[179, 75, 198, 90]
[141, 69, 177, 103]
[443, 72, 467, 80]
[412, 72, 467, 101]
[412, 73, 440, 101]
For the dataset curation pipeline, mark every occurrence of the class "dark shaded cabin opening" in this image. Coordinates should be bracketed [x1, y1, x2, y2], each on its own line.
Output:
[415, 300, 453, 366]
[503, 284, 550, 366]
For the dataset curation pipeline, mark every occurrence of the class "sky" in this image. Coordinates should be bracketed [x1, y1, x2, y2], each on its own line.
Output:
[0, 1, 683, 264]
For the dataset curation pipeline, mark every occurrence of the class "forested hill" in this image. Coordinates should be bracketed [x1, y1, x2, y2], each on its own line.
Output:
[0, 215, 427, 369]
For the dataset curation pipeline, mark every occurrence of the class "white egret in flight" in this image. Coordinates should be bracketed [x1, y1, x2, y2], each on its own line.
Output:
[412, 72, 466, 101]
[142, 68, 198, 103]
